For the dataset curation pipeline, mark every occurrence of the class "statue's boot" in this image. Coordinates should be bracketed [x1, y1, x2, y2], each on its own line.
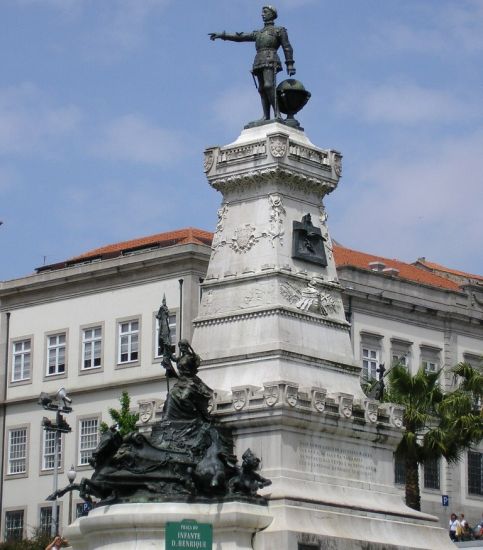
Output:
[260, 93, 271, 120]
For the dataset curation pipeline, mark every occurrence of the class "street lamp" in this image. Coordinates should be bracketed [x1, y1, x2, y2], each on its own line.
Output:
[38, 387, 73, 537]
[67, 465, 77, 525]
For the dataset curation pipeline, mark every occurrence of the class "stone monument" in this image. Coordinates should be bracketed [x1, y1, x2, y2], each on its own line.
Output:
[61, 6, 456, 549]
[188, 7, 456, 548]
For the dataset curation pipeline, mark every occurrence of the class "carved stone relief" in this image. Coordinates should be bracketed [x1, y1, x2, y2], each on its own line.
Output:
[240, 284, 274, 309]
[264, 385, 280, 407]
[211, 204, 229, 255]
[285, 385, 298, 407]
[319, 204, 333, 261]
[390, 405, 404, 428]
[230, 223, 259, 253]
[138, 400, 155, 424]
[203, 149, 215, 173]
[339, 394, 353, 418]
[365, 401, 379, 423]
[268, 193, 286, 247]
[312, 389, 327, 412]
[269, 135, 288, 158]
[232, 389, 248, 411]
[280, 278, 340, 317]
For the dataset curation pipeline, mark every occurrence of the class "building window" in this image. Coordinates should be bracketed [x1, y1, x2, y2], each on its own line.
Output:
[47, 333, 66, 376]
[82, 327, 102, 370]
[42, 430, 62, 471]
[362, 347, 379, 381]
[12, 339, 31, 382]
[468, 450, 483, 496]
[424, 457, 440, 489]
[394, 456, 406, 485]
[118, 320, 139, 364]
[420, 346, 440, 374]
[78, 418, 99, 466]
[7, 428, 27, 475]
[39, 505, 59, 537]
[391, 339, 411, 370]
[4, 510, 24, 541]
[155, 313, 177, 357]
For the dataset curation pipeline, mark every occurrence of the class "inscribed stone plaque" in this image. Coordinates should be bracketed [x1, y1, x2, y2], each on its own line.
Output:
[166, 519, 212, 549]
[298, 441, 377, 481]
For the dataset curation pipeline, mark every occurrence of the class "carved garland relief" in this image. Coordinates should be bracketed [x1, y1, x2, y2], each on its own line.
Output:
[211, 194, 286, 256]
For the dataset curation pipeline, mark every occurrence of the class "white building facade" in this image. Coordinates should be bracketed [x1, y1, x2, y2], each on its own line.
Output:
[0, 228, 481, 540]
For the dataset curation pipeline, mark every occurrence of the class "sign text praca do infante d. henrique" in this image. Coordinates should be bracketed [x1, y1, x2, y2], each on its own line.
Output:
[166, 519, 213, 549]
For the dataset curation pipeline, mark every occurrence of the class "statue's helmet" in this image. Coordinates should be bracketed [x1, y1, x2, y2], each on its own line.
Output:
[263, 5, 278, 19]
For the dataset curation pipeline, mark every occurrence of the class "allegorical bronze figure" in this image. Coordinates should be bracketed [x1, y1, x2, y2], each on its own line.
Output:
[210, 5, 295, 122]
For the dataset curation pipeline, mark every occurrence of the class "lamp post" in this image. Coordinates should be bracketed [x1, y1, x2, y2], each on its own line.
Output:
[67, 465, 77, 525]
[38, 388, 73, 537]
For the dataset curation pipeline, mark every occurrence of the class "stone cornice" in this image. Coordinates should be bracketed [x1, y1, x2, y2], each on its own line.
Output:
[208, 166, 336, 197]
[193, 305, 350, 331]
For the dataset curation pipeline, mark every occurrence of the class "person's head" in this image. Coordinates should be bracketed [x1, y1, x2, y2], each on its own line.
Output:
[178, 339, 190, 353]
[451, 513, 457, 520]
[461, 513, 465, 519]
[262, 5, 277, 22]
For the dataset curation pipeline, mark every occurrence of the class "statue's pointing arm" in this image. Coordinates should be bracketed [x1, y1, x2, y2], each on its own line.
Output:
[280, 27, 296, 76]
[209, 31, 256, 42]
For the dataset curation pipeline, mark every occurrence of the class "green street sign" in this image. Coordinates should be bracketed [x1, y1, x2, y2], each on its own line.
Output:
[166, 519, 213, 549]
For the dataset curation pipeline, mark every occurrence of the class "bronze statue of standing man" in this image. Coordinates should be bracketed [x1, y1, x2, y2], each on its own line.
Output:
[210, 5, 296, 122]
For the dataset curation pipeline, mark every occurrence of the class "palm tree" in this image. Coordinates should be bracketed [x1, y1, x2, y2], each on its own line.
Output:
[386, 361, 482, 511]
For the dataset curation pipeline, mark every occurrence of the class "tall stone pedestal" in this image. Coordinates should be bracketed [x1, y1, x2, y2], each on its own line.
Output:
[65, 502, 272, 550]
[191, 122, 454, 549]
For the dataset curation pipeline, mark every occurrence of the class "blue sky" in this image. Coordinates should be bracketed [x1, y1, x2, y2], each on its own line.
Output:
[0, 0, 482, 281]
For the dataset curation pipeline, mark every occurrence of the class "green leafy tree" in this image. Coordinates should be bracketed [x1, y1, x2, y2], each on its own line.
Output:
[386, 361, 482, 511]
[100, 390, 139, 437]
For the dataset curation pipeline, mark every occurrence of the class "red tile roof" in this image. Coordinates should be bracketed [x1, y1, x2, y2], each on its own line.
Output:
[70, 227, 213, 261]
[36, 228, 213, 272]
[36, 227, 470, 293]
[333, 245, 461, 291]
[412, 259, 483, 284]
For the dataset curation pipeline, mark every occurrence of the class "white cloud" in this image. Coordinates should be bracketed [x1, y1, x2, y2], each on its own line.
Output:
[372, 0, 483, 55]
[213, 86, 260, 132]
[335, 81, 478, 125]
[94, 114, 182, 165]
[82, 0, 171, 60]
[0, 83, 81, 156]
[330, 130, 483, 272]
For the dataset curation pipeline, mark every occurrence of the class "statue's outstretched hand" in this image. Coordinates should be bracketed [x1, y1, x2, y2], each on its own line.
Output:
[209, 33, 220, 41]
[287, 65, 296, 76]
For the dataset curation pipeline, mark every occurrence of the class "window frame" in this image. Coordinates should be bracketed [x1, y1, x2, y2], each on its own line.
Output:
[80, 323, 104, 373]
[153, 309, 178, 361]
[10, 337, 32, 384]
[394, 455, 406, 485]
[38, 504, 61, 537]
[420, 345, 441, 375]
[390, 338, 412, 371]
[468, 450, 483, 496]
[5, 425, 29, 478]
[116, 316, 141, 368]
[360, 332, 383, 383]
[77, 415, 101, 469]
[3, 508, 25, 542]
[44, 329, 69, 379]
[40, 427, 63, 474]
[423, 457, 440, 490]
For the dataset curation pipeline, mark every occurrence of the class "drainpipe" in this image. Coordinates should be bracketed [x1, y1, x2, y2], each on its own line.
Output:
[0, 311, 11, 534]
[178, 279, 184, 341]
